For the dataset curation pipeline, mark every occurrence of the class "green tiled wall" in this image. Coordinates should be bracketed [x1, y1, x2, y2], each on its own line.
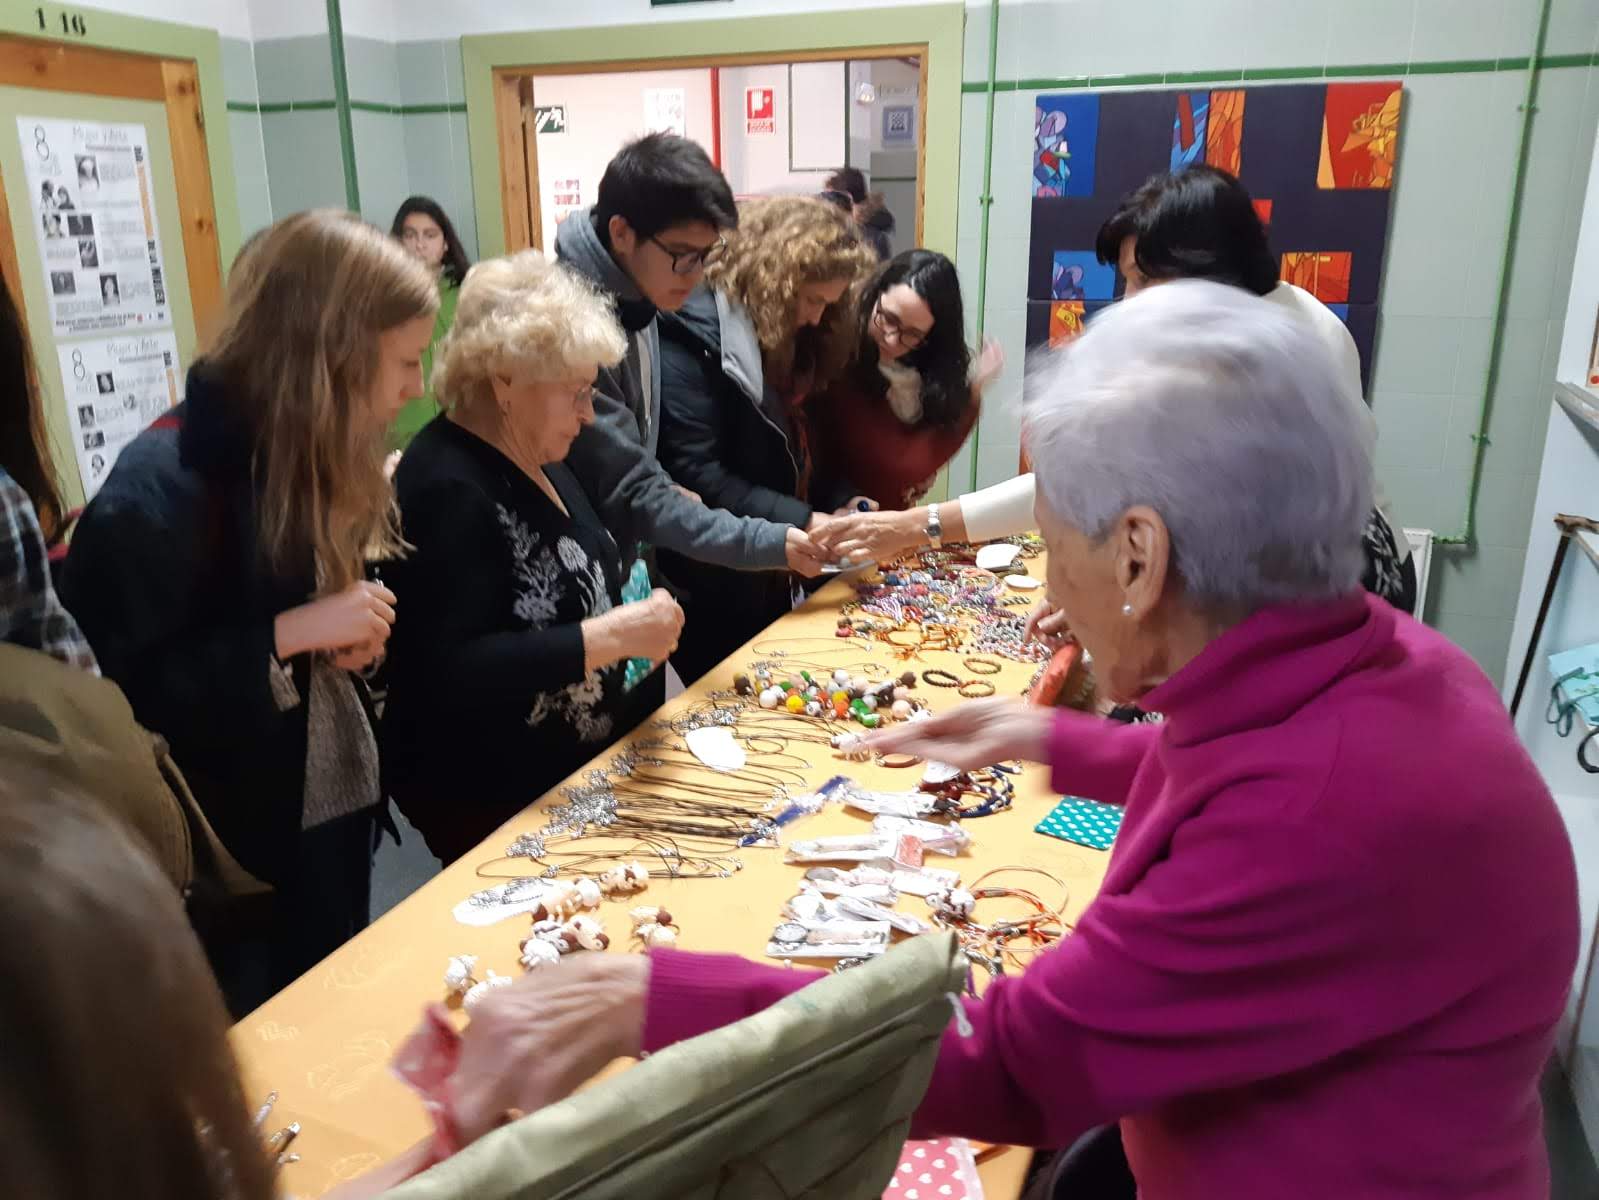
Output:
[952, 0, 1599, 685]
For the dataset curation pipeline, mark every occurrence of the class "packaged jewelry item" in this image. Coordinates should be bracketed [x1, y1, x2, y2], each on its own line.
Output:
[838, 783, 942, 819]
[787, 889, 931, 936]
[798, 870, 899, 906]
[874, 814, 971, 856]
[783, 831, 925, 868]
[764, 919, 892, 960]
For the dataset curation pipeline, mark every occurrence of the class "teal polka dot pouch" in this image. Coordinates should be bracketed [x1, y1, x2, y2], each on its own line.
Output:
[1035, 796, 1124, 851]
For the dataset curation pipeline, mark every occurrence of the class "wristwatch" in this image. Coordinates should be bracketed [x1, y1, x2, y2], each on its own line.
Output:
[924, 505, 943, 549]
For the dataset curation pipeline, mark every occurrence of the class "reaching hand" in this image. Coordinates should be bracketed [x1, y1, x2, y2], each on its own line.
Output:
[972, 337, 1006, 394]
[1024, 596, 1071, 650]
[672, 484, 702, 505]
[814, 507, 925, 566]
[862, 697, 1053, 770]
[448, 955, 650, 1146]
[784, 527, 831, 577]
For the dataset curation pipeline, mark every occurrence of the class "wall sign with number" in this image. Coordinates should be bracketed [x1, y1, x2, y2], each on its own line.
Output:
[533, 105, 567, 135]
[36, 6, 90, 36]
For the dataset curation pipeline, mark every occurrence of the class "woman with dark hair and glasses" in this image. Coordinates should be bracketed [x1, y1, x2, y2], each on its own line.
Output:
[389, 195, 474, 449]
[809, 249, 1003, 512]
[822, 167, 1418, 620]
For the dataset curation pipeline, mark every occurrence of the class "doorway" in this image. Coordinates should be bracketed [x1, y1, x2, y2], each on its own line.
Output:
[493, 51, 926, 257]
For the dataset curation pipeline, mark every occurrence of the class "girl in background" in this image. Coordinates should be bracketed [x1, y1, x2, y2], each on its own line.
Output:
[390, 195, 473, 450]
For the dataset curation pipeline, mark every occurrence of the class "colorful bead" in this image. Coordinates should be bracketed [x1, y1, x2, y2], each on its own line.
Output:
[859, 713, 881, 729]
[785, 694, 806, 713]
[759, 688, 780, 709]
[891, 699, 913, 719]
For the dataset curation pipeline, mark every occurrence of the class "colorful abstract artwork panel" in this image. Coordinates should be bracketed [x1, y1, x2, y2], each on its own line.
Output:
[1281, 251, 1352, 303]
[1027, 82, 1403, 395]
[1206, 89, 1246, 174]
[1318, 82, 1401, 189]
[1171, 91, 1210, 171]
[1049, 300, 1086, 346]
[1051, 251, 1116, 301]
[1034, 95, 1100, 197]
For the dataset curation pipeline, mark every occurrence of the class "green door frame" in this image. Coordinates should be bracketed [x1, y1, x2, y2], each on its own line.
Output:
[1, 4, 243, 270]
[461, 4, 965, 260]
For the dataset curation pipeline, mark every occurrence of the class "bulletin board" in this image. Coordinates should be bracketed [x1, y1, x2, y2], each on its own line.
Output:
[0, 13, 240, 512]
[1025, 82, 1404, 395]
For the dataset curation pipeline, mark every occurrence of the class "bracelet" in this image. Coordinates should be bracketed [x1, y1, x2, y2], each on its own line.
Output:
[963, 657, 1002, 676]
[922, 669, 962, 688]
[958, 679, 996, 698]
[877, 753, 922, 769]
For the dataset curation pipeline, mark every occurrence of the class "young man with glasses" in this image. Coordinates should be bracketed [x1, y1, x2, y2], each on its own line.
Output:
[557, 134, 829, 640]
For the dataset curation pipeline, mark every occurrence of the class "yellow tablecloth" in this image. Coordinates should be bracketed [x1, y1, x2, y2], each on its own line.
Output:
[233, 570, 1112, 1198]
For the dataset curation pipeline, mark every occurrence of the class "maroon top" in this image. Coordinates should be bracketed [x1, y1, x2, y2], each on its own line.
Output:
[809, 377, 978, 510]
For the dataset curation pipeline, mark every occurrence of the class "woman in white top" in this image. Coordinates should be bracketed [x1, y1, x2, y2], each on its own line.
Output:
[822, 166, 1417, 616]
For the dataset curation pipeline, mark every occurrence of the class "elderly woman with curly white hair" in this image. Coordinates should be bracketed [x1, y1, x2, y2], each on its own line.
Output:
[426, 281, 1577, 1198]
[382, 251, 684, 863]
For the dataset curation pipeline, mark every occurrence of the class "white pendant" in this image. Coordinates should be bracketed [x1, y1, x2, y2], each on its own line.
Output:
[922, 760, 962, 785]
[1005, 574, 1042, 590]
[685, 725, 747, 772]
[975, 543, 1021, 573]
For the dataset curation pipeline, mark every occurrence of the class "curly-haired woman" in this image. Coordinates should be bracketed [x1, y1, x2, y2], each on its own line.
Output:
[382, 251, 685, 864]
[656, 196, 876, 683]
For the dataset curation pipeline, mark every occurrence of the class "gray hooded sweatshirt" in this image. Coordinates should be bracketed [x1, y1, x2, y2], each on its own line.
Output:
[555, 210, 791, 571]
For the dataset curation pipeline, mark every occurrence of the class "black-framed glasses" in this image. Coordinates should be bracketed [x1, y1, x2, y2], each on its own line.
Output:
[872, 303, 930, 349]
[649, 235, 727, 276]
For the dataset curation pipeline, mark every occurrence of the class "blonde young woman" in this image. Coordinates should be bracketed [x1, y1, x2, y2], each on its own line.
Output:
[655, 196, 876, 683]
[61, 210, 438, 1014]
[381, 251, 684, 865]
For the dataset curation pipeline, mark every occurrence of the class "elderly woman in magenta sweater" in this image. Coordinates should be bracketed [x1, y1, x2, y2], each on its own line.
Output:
[439, 282, 1577, 1199]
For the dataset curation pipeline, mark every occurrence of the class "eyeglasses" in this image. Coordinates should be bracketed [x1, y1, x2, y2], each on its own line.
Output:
[872, 303, 930, 350]
[649, 235, 727, 276]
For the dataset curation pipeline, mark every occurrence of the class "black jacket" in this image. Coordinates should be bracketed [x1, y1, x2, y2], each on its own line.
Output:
[60, 367, 367, 888]
[382, 416, 644, 864]
[655, 288, 852, 683]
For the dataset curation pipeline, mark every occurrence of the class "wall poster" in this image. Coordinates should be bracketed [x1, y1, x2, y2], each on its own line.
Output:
[746, 87, 775, 135]
[643, 88, 687, 137]
[18, 116, 173, 336]
[55, 333, 182, 499]
[1026, 82, 1404, 396]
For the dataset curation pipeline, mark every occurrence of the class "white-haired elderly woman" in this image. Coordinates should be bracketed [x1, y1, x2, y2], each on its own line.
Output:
[403, 282, 1577, 1198]
[382, 251, 684, 864]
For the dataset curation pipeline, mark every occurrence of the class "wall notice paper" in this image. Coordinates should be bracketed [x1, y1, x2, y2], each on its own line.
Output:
[552, 178, 584, 227]
[19, 117, 173, 336]
[643, 87, 687, 137]
[56, 333, 181, 498]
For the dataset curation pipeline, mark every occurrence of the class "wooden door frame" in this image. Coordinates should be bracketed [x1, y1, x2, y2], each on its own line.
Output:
[491, 45, 931, 255]
[465, 5, 964, 260]
[0, 32, 226, 336]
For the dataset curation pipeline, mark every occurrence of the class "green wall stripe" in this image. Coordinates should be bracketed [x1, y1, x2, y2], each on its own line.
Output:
[1241, 65, 1325, 80]
[229, 99, 467, 115]
[963, 53, 1596, 93]
[1165, 69, 1244, 84]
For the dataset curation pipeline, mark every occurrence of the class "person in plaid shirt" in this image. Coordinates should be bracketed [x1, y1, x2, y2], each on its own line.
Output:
[0, 278, 97, 674]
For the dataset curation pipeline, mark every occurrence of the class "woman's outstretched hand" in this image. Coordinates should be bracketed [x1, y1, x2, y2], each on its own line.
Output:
[862, 697, 1053, 770]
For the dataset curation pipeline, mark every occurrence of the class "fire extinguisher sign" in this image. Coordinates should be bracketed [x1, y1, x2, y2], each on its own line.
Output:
[745, 86, 775, 135]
